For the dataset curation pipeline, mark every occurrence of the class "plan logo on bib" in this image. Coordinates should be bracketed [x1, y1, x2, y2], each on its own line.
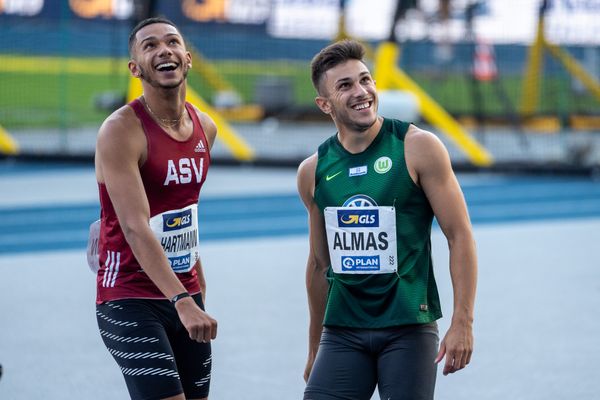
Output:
[374, 156, 392, 174]
[342, 255, 381, 271]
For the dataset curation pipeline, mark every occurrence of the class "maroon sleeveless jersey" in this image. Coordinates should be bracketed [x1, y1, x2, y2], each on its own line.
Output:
[96, 99, 211, 303]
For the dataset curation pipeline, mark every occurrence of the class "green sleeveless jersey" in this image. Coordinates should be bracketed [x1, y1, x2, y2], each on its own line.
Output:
[314, 118, 442, 328]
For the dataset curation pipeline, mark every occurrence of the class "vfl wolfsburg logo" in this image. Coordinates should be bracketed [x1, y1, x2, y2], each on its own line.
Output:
[374, 156, 392, 174]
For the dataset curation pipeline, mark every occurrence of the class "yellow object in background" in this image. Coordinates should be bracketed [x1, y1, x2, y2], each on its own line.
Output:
[375, 42, 493, 167]
[0, 125, 19, 155]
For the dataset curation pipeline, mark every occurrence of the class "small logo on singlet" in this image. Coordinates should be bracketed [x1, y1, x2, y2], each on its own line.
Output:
[374, 157, 392, 174]
[194, 140, 206, 153]
[349, 165, 367, 177]
[326, 171, 342, 181]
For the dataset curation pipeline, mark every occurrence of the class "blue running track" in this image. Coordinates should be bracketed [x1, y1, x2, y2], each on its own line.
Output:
[1, 171, 600, 254]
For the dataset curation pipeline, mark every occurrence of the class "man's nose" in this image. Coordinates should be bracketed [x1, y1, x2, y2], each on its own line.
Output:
[157, 43, 173, 57]
[353, 82, 368, 96]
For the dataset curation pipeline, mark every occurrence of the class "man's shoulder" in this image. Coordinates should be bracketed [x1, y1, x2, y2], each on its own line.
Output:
[298, 152, 318, 176]
[297, 152, 318, 204]
[187, 103, 212, 124]
[98, 104, 141, 139]
[404, 124, 444, 151]
[404, 123, 451, 177]
[96, 103, 146, 159]
[187, 103, 217, 140]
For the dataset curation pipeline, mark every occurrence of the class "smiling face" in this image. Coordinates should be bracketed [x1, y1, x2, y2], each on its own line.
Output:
[315, 59, 378, 133]
[128, 22, 192, 90]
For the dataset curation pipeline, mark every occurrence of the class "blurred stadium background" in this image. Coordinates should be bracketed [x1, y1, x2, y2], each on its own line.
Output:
[2, 3, 600, 398]
[1, 0, 600, 172]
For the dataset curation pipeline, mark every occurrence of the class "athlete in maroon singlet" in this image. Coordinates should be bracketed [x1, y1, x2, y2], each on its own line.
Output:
[97, 98, 210, 301]
[93, 18, 218, 400]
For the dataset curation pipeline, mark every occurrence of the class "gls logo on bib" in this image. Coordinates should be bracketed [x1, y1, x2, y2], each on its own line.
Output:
[163, 209, 193, 231]
[337, 209, 379, 227]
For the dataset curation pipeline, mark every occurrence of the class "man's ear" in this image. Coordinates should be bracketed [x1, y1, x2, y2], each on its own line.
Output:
[128, 60, 141, 78]
[315, 96, 331, 115]
[186, 51, 192, 69]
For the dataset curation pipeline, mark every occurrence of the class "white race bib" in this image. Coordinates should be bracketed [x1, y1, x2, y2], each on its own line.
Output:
[324, 206, 397, 274]
[86, 219, 100, 274]
[149, 204, 200, 274]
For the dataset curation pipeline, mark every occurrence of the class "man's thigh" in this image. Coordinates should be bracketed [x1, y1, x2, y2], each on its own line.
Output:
[304, 327, 377, 400]
[97, 298, 210, 400]
[376, 323, 439, 400]
[169, 294, 212, 399]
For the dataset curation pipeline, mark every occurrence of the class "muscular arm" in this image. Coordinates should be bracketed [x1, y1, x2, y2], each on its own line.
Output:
[195, 105, 218, 149]
[297, 154, 331, 382]
[405, 125, 478, 376]
[192, 106, 218, 305]
[95, 108, 217, 342]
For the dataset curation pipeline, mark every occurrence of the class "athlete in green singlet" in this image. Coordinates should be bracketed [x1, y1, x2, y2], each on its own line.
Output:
[297, 40, 478, 400]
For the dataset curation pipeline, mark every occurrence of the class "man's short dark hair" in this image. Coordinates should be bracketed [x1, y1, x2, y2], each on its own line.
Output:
[128, 17, 179, 57]
[310, 39, 366, 93]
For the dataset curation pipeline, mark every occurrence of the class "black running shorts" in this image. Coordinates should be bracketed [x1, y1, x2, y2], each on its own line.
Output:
[96, 294, 211, 400]
[304, 323, 439, 400]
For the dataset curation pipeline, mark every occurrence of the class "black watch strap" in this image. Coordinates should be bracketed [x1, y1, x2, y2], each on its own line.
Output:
[170, 292, 191, 304]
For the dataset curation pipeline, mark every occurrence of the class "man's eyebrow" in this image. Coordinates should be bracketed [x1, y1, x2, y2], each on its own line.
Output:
[139, 33, 180, 45]
[334, 77, 351, 85]
[139, 36, 157, 46]
[334, 71, 370, 85]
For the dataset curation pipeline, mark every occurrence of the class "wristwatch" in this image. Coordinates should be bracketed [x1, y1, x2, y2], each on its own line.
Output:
[170, 292, 191, 304]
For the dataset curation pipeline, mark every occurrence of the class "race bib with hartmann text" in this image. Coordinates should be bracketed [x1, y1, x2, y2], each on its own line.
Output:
[148, 204, 200, 273]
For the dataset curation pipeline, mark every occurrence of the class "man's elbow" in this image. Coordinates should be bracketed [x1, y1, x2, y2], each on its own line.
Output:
[310, 256, 329, 273]
[446, 227, 476, 250]
[120, 219, 151, 246]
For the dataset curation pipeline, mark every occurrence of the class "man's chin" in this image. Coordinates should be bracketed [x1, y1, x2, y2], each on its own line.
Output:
[352, 116, 378, 132]
[148, 78, 184, 90]
[160, 82, 183, 90]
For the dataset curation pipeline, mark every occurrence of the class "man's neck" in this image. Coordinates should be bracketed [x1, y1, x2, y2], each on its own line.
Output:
[142, 84, 187, 119]
[336, 116, 383, 154]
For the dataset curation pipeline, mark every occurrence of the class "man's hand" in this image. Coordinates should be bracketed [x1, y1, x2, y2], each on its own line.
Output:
[175, 297, 218, 343]
[304, 352, 317, 382]
[435, 321, 473, 375]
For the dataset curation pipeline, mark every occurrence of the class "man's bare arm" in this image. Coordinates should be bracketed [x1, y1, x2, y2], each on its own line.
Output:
[297, 154, 331, 382]
[191, 106, 218, 305]
[405, 125, 477, 376]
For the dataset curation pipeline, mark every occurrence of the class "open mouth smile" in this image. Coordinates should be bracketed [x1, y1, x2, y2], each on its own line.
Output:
[352, 101, 372, 111]
[155, 62, 179, 72]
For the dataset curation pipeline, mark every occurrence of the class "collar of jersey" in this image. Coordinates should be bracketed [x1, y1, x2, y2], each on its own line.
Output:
[332, 117, 389, 157]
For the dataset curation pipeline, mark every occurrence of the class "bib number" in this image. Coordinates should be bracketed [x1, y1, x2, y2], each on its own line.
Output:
[324, 206, 397, 274]
[149, 204, 200, 273]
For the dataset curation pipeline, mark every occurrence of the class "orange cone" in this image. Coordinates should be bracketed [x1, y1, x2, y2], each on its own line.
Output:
[473, 40, 498, 81]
